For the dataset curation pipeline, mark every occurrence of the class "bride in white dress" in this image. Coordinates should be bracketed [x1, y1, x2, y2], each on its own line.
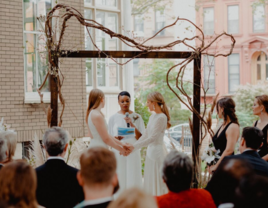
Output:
[132, 92, 171, 196]
[108, 91, 145, 197]
[86, 89, 132, 155]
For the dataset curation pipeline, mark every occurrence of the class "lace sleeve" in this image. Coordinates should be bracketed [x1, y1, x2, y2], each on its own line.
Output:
[133, 115, 167, 150]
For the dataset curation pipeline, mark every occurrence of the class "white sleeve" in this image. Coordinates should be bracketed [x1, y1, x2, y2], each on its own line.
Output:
[133, 115, 167, 150]
[108, 116, 113, 135]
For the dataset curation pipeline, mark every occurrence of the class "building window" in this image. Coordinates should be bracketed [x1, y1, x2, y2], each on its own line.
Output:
[133, 59, 140, 77]
[228, 54, 240, 93]
[134, 14, 144, 37]
[84, 2, 120, 89]
[256, 52, 268, 81]
[155, 10, 165, 36]
[228, 5, 239, 34]
[203, 55, 215, 94]
[23, 0, 52, 97]
[203, 7, 214, 36]
[253, 5, 265, 33]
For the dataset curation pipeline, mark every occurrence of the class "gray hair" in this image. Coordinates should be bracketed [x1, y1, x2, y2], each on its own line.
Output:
[43, 127, 70, 156]
[162, 150, 193, 192]
[0, 134, 8, 162]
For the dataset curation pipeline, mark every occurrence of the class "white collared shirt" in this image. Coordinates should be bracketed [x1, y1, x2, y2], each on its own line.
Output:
[218, 203, 234, 208]
[47, 156, 65, 161]
[82, 197, 112, 206]
[243, 148, 255, 153]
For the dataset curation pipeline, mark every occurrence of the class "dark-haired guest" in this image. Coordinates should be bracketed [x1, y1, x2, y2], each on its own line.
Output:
[36, 127, 84, 208]
[234, 175, 268, 208]
[206, 158, 254, 207]
[209, 97, 240, 173]
[76, 147, 119, 208]
[0, 161, 38, 208]
[252, 95, 268, 160]
[108, 91, 145, 196]
[226, 127, 268, 177]
[156, 151, 216, 208]
[0, 135, 8, 169]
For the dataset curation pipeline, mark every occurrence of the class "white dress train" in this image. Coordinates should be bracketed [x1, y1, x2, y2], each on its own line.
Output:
[108, 113, 145, 197]
[133, 113, 168, 196]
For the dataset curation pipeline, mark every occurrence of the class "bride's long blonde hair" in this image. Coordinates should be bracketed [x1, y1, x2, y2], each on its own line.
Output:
[147, 92, 171, 129]
[86, 89, 104, 124]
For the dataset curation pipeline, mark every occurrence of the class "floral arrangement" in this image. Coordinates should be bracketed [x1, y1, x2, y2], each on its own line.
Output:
[201, 142, 221, 167]
[0, 118, 15, 133]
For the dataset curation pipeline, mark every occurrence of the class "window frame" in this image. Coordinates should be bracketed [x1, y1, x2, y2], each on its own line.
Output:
[203, 7, 215, 36]
[155, 9, 165, 36]
[227, 5, 239, 34]
[228, 53, 240, 94]
[253, 4, 266, 33]
[203, 55, 216, 94]
[23, 0, 54, 103]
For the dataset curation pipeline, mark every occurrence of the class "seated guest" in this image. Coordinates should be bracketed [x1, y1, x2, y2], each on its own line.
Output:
[0, 161, 38, 208]
[0, 136, 8, 169]
[226, 127, 268, 177]
[108, 188, 158, 208]
[76, 147, 119, 208]
[234, 175, 268, 208]
[206, 158, 254, 207]
[156, 150, 216, 208]
[36, 127, 84, 208]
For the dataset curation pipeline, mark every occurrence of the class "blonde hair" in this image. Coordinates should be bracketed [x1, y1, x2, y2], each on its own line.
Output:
[147, 92, 171, 128]
[86, 89, 105, 124]
[0, 131, 17, 162]
[108, 188, 158, 208]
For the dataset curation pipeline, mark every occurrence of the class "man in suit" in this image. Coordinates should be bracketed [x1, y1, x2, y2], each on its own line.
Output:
[0, 135, 8, 170]
[227, 127, 268, 177]
[35, 127, 84, 208]
[76, 147, 119, 208]
[156, 150, 216, 208]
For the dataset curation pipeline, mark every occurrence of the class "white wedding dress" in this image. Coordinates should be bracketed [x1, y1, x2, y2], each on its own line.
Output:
[88, 111, 108, 149]
[108, 112, 145, 197]
[133, 113, 168, 196]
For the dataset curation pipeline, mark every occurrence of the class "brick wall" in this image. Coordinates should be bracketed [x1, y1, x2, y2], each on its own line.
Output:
[0, 0, 87, 142]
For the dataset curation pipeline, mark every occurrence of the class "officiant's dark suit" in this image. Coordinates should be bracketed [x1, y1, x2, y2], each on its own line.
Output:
[226, 127, 268, 177]
[35, 127, 84, 208]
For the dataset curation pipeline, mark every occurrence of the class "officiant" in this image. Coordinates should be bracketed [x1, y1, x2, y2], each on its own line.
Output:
[108, 91, 145, 197]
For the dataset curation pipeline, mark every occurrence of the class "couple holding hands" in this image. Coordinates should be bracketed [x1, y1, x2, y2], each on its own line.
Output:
[86, 89, 170, 197]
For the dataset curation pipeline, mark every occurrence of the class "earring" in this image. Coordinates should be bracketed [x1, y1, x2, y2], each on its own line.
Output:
[153, 105, 155, 110]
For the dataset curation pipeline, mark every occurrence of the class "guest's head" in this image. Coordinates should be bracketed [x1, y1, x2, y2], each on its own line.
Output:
[239, 127, 264, 152]
[162, 150, 193, 193]
[216, 97, 239, 124]
[253, 95, 268, 116]
[77, 147, 118, 196]
[0, 136, 8, 163]
[0, 132, 17, 163]
[206, 158, 254, 206]
[118, 91, 131, 112]
[86, 89, 105, 123]
[108, 188, 158, 208]
[0, 161, 38, 208]
[42, 127, 69, 157]
[235, 175, 268, 208]
[147, 92, 171, 128]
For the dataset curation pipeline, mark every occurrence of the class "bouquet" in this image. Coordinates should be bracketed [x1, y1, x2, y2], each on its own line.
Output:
[201, 142, 221, 167]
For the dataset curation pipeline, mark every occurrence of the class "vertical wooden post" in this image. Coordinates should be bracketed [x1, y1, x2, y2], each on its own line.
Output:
[50, 72, 58, 127]
[192, 55, 201, 188]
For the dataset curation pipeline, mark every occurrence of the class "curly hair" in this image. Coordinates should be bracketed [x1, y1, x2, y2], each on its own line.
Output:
[217, 97, 239, 125]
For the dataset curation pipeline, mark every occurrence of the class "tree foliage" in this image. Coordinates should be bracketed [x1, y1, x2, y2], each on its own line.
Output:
[131, 0, 173, 15]
[136, 59, 192, 126]
[134, 98, 151, 127]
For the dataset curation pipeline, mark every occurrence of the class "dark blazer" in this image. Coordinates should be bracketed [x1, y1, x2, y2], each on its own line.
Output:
[36, 159, 84, 208]
[227, 150, 268, 177]
[83, 201, 111, 208]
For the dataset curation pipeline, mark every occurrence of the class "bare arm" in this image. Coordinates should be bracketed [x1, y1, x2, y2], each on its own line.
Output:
[209, 123, 240, 172]
[91, 111, 125, 152]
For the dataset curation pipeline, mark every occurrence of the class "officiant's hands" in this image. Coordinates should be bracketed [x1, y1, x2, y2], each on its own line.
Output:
[121, 143, 134, 156]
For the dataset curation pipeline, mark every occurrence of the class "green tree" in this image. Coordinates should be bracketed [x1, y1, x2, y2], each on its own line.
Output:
[131, 0, 173, 15]
[134, 98, 151, 127]
[234, 82, 268, 129]
[137, 59, 192, 126]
